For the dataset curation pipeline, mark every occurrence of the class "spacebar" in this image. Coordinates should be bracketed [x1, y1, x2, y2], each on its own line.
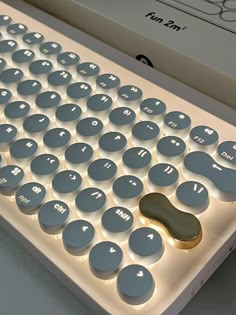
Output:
[173, 0, 221, 15]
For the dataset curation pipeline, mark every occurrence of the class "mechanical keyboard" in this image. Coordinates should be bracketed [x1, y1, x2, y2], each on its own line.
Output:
[0, 2, 235, 314]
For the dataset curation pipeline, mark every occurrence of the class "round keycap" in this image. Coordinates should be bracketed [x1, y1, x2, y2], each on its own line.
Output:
[132, 121, 160, 141]
[15, 182, 46, 214]
[140, 98, 166, 119]
[164, 111, 191, 132]
[0, 58, 6, 71]
[118, 85, 142, 102]
[0, 68, 23, 84]
[0, 15, 12, 26]
[0, 124, 17, 146]
[40, 41, 61, 55]
[57, 52, 80, 67]
[76, 62, 100, 77]
[99, 132, 127, 153]
[113, 175, 143, 199]
[62, 220, 95, 255]
[67, 82, 92, 100]
[117, 264, 155, 305]
[176, 181, 209, 208]
[76, 117, 103, 137]
[35, 91, 61, 109]
[30, 154, 59, 176]
[7, 23, 27, 35]
[47, 70, 72, 86]
[12, 49, 35, 64]
[4, 101, 30, 119]
[0, 40, 17, 53]
[23, 114, 50, 134]
[89, 241, 123, 279]
[10, 138, 38, 159]
[88, 158, 117, 182]
[29, 60, 53, 75]
[190, 125, 219, 147]
[122, 147, 151, 170]
[75, 187, 106, 214]
[0, 88, 12, 104]
[43, 128, 71, 149]
[0, 165, 24, 195]
[56, 104, 82, 123]
[148, 163, 179, 187]
[102, 207, 133, 235]
[52, 170, 82, 194]
[96, 73, 120, 90]
[109, 107, 136, 127]
[217, 141, 236, 166]
[23, 32, 44, 45]
[157, 136, 186, 158]
[17, 80, 42, 96]
[38, 200, 69, 234]
[87, 94, 113, 112]
[65, 143, 93, 165]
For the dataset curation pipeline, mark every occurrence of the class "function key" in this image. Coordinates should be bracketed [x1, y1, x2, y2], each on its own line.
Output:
[87, 158, 117, 183]
[148, 163, 179, 192]
[43, 128, 71, 151]
[76, 117, 103, 141]
[132, 120, 160, 145]
[4, 101, 30, 120]
[67, 82, 92, 100]
[189, 125, 219, 151]
[140, 98, 166, 121]
[0, 68, 23, 84]
[29, 59, 53, 76]
[99, 131, 127, 154]
[0, 40, 18, 53]
[0, 165, 24, 195]
[89, 241, 123, 279]
[12, 49, 35, 64]
[157, 136, 186, 163]
[15, 182, 46, 214]
[0, 58, 6, 71]
[52, 170, 82, 196]
[35, 91, 61, 110]
[164, 111, 191, 136]
[62, 220, 95, 255]
[109, 107, 136, 130]
[86, 94, 113, 115]
[0, 88, 12, 105]
[23, 32, 44, 45]
[10, 138, 38, 160]
[118, 85, 143, 105]
[47, 70, 72, 87]
[57, 52, 80, 67]
[96, 73, 120, 91]
[38, 200, 70, 234]
[17, 79, 42, 96]
[0, 15, 12, 27]
[0, 124, 17, 149]
[7, 23, 28, 36]
[122, 147, 151, 173]
[112, 175, 143, 202]
[30, 154, 59, 176]
[217, 141, 236, 167]
[23, 114, 50, 134]
[76, 62, 100, 78]
[117, 264, 155, 305]
[55, 103, 82, 125]
[39, 41, 62, 56]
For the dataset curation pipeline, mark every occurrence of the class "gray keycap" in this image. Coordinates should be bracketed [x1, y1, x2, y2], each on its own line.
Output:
[12, 49, 35, 64]
[23, 114, 49, 134]
[55, 103, 81, 123]
[10, 138, 38, 159]
[76, 62, 100, 77]
[148, 163, 179, 187]
[140, 98, 166, 117]
[17, 80, 42, 96]
[176, 181, 209, 208]
[62, 220, 95, 255]
[89, 241, 123, 279]
[157, 136, 186, 158]
[15, 182, 46, 214]
[75, 187, 106, 213]
[0, 68, 23, 84]
[0, 58, 6, 71]
[0, 40, 17, 53]
[87, 94, 113, 112]
[184, 151, 236, 201]
[99, 132, 127, 153]
[129, 227, 163, 260]
[7, 23, 28, 35]
[117, 264, 155, 305]
[30, 154, 59, 176]
[96, 73, 120, 90]
[57, 52, 80, 67]
[52, 170, 82, 194]
[109, 107, 136, 126]
[40, 41, 61, 55]
[217, 141, 236, 165]
[0, 88, 12, 104]
[0, 15, 12, 26]
[23, 32, 44, 45]
[47, 70, 72, 86]
[164, 111, 191, 131]
[113, 175, 143, 199]
[38, 200, 69, 234]
[0, 124, 17, 146]
[118, 85, 142, 102]
[190, 125, 219, 146]
[88, 158, 117, 182]
[101, 206, 133, 234]
[65, 143, 93, 165]
[4, 101, 30, 119]
[35, 91, 61, 109]
[76, 117, 103, 137]
[67, 82, 92, 100]
[43, 128, 71, 149]
[29, 60, 53, 75]
[0, 165, 24, 195]
[122, 147, 151, 169]
[132, 121, 160, 141]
